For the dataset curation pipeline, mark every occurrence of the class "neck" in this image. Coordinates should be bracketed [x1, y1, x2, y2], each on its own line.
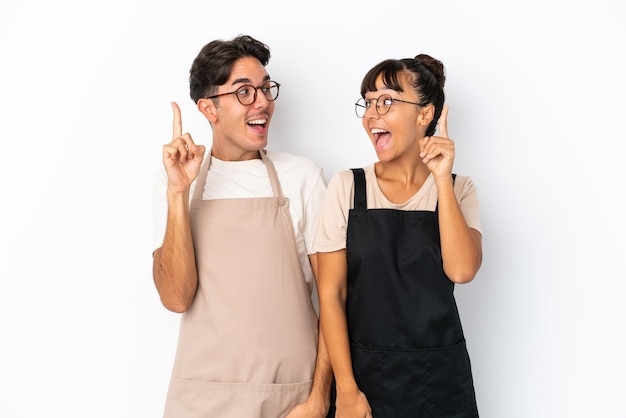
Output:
[211, 147, 261, 162]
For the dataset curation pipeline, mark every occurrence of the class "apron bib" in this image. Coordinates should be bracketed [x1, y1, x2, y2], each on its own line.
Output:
[164, 151, 319, 418]
[328, 168, 478, 418]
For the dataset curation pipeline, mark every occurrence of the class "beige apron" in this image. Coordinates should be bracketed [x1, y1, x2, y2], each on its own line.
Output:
[163, 151, 319, 418]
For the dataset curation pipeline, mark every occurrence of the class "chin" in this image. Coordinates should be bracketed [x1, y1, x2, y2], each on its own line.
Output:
[374, 149, 395, 162]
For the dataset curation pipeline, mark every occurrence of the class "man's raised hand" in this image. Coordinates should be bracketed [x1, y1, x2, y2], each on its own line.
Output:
[162, 102, 206, 192]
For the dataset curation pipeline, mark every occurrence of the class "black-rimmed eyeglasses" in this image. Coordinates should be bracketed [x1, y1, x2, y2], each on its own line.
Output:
[206, 81, 280, 106]
[355, 94, 425, 118]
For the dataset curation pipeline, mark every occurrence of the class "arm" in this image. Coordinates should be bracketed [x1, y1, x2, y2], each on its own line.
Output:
[317, 250, 372, 417]
[153, 102, 206, 312]
[153, 191, 198, 312]
[419, 105, 482, 283]
[286, 253, 333, 417]
[434, 178, 482, 283]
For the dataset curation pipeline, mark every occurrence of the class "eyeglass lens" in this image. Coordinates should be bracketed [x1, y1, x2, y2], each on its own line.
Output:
[236, 82, 279, 105]
[355, 94, 393, 118]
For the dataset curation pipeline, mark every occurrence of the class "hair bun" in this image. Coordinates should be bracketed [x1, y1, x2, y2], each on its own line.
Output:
[415, 54, 446, 88]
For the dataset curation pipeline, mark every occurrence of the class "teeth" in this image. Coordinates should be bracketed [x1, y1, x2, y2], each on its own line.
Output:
[248, 119, 266, 125]
[371, 128, 387, 134]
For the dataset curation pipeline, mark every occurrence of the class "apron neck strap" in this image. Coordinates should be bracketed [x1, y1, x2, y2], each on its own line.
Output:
[192, 150, 284, 201]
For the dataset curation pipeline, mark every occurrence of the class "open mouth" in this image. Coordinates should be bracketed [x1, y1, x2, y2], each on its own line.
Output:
[372, 128, 391, 148]
[248, 118, 267, 126]
[247, 117, 268, 133]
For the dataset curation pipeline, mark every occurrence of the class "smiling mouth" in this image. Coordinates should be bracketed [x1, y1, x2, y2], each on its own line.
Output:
[247, 115, 268, 131]
[372, 128, 391, 148]
[247, 117, 269, 135]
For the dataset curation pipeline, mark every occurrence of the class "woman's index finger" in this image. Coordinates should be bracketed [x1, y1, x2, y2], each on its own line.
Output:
[171, 101, 182, 140]
[438, 105, 449, 139]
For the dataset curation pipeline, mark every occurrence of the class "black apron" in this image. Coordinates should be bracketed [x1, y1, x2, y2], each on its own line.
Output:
[327, 168, 478, 418]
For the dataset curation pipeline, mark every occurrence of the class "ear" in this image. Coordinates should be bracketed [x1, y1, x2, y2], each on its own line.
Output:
[417, 104, 435, 128]
[197, 98, 218, 123]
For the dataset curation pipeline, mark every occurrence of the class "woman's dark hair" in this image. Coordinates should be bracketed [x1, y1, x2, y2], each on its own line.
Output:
[189, 35, 271, 103]
[360, 54, 446, 136]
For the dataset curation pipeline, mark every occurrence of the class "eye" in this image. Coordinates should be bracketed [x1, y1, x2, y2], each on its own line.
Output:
[382, 98, 393, 106]
[237, 86, 252, 97]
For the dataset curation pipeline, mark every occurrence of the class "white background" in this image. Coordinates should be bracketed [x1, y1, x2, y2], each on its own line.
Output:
[1, 1, 624, 417]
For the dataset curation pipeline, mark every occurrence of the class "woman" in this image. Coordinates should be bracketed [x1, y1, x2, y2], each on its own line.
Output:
[314, 54, 482, 417]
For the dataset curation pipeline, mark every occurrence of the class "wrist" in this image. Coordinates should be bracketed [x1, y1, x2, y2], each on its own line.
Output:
[335, 380, 360, 397]
[166, 186, 190, 201]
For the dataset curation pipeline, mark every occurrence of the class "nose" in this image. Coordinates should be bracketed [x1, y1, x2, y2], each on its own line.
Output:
[364, 103, 380, 118]
[251, 87, 271, 107]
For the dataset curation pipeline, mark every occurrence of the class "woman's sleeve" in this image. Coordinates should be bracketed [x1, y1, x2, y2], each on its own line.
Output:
[312, 170, 353, 253]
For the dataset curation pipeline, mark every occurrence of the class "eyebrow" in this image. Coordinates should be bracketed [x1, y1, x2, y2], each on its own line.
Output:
[365, 86, 398, 96]
[229, 75, 271, 86]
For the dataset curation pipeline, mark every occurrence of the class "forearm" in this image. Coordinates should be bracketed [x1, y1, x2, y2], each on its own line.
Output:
[320, 300, 358, 394]
[153, 189, 198, 312]
[317, 252, 372, 415]
[317, 250, 359, 395]
[317, 249, 357, 393]
[306, 326, 333, 413]
[435, 178, 482, 283]
[306, 253, 333, 407]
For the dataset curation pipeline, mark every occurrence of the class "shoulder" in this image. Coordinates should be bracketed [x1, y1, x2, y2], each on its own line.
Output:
[266, 149, 322, 175]
[328, 164, 377, 188]
[453, 174, 478, 196]
[266, 150, 326, 200]
[327, 168, 357, 188]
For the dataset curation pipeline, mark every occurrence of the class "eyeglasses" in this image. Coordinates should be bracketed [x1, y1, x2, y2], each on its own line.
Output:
[355, 94, 425, 118]
[206, 81, 280, 106]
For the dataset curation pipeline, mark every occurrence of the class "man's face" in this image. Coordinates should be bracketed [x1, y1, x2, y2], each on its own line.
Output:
[205, 56, 276, 161]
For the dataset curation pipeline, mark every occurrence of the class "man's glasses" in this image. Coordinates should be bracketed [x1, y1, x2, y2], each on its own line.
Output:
[206, 81, 280, 106]
[355, 94, 425, 118]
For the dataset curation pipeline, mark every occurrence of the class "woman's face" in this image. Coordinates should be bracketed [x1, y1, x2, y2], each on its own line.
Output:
[361, 73, 426, 163]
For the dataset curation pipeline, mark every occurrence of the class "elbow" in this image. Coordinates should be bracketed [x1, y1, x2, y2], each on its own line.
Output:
[447, 271, 476, 284]
[444, 261, 481, 284]
[155, 280, 197, 313]
[443, 247, 482, 284]
[161, 296, 193, 313]
[153, 248, 196, 313]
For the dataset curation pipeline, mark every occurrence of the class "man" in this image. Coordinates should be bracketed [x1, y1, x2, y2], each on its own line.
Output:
[152, 35, 331, 417]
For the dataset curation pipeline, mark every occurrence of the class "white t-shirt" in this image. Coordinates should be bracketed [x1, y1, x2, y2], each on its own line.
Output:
[153, 150, 327, 285]
[313, 163, 481, 253]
